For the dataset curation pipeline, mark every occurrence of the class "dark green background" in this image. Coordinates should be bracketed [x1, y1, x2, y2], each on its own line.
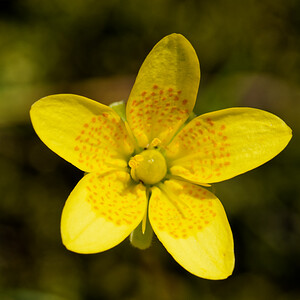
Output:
[0, 0, 299, 299]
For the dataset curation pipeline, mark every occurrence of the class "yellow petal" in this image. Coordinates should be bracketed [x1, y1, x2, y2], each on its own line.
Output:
[166, 107, 292, 183]
[126, 34, 200, 148]
[61, 171, 147, 253]
[149, 180, 234, 279]
[30, 94, 134, 173]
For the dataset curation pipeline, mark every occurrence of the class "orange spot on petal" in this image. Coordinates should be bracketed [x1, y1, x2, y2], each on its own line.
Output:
[206, 118, 214, 126]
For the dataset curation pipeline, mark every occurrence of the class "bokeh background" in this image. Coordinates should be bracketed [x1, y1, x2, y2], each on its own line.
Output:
[0, 0, 299, 299]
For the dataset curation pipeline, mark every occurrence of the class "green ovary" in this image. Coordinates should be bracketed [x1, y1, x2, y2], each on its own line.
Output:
[129, 150, 167, 185]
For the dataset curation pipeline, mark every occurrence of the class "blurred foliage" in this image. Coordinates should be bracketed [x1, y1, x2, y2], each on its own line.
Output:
[0, 0, 300, 299]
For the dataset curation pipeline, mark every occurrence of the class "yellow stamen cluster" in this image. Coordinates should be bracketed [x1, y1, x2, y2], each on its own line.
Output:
[129, 149, 167, 185]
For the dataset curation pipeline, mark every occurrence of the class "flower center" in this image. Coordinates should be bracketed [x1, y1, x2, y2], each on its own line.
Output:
[129, 149, 167, 185]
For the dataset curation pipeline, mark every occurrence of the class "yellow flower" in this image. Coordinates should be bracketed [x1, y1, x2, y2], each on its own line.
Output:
[30, 34, 292, 280]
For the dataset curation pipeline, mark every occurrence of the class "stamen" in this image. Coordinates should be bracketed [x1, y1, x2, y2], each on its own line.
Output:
[128, 155, 144, 168]
[129, 155, 144, 182]
[150, 137, 162, 148]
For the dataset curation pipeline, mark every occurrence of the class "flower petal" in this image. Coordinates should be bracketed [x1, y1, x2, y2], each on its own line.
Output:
[149, 180, 234, 279]
[166, 107, 292, 183]
[30, 94, 134, 173]
[61, 171, 147, 253]
[126, 34, 200, 148]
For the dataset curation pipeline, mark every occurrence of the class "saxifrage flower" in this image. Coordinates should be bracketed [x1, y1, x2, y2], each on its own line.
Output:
[30, 34, 292, 280]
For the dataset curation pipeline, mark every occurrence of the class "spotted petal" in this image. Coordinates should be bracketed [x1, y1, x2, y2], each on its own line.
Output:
[149, 180, 234, 279]
[126, 34, 200, 148]
[61, 171, 147, 253]
[30, 94, 134, 173]
[166, 107, 292, 183]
